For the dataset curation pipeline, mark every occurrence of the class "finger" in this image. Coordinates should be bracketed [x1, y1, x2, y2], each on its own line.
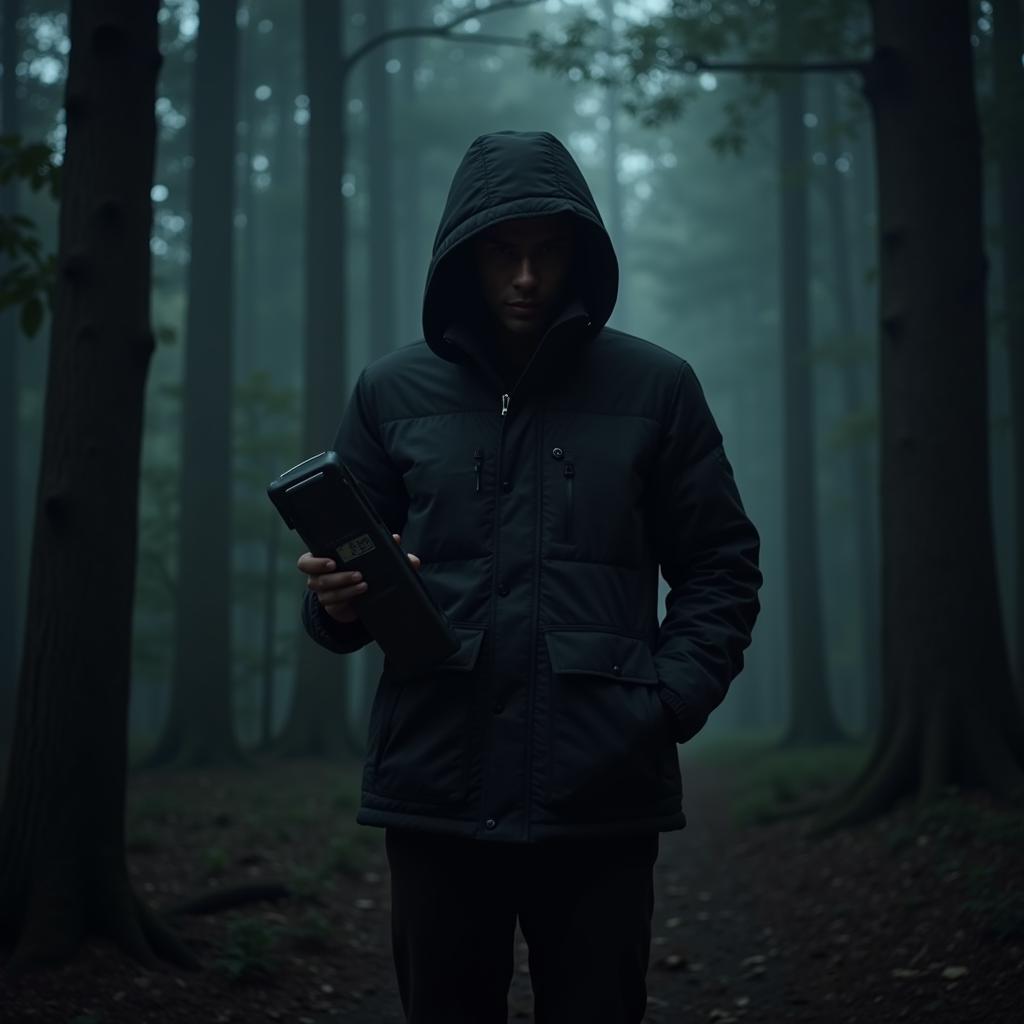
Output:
[392, 533, 401, 543]
[407, 553, 421, 570]
[319, 582, 368, 605]
[298, 553, 335, 574]
[309, 569, 363, 591]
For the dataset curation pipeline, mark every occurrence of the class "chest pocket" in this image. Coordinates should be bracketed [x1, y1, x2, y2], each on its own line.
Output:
[544, 414, 657, 566]
[385, 412, 496, 564]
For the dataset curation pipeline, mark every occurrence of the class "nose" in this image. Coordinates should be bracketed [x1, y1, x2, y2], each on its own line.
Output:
[513, 257, 537, 288]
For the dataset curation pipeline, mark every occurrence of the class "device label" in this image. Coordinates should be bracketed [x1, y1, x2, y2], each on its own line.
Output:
[336, 534, 375, 563]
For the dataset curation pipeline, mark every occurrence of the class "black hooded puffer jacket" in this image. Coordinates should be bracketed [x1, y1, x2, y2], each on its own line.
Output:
[302, 130, 762, 841]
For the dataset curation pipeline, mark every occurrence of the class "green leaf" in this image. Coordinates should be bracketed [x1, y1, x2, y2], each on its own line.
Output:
[20, 296, 43, 337]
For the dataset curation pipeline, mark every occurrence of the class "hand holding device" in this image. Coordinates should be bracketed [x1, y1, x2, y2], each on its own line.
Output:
[299, 533, 421, 625]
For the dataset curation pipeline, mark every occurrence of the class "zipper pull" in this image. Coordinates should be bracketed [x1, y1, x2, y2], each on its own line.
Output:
[501, 393, 510, 416]
[473, 448, 483, 493]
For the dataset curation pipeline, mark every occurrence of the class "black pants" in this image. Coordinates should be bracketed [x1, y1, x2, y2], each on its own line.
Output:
[384, 827, 659, 1024]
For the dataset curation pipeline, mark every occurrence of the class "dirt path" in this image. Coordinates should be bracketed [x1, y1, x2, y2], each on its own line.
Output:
[1, 755, 1020, 1022]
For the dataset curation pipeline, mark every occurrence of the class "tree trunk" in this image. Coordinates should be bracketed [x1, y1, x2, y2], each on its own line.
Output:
[259, 508, 281, 748]
[0, 0, 197, 973]
[235, 0, 259, 384]
[357, 0, 396, 740]
[399, 0, 421, 346]
[851, 115, 883, 734]
[602, 0, 628, 331]
[992, 0, 1024, 684]
[0, 0, 21, 754]
[821, 77, 881, 738]
[143, 0, 243, 768]
[819, 0, 1024, 830]
[274, 0, 357, 760]
[777, 8, 845, 747]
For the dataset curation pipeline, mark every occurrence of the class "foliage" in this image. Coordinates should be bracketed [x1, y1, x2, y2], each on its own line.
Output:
[690, 733, 870, 824]
[202, 844, 230, 877]
[323, 835, 369, 879]
[0, 134, 60, 336]
[285, 908, 333, 952]
[881, 791, 1024, 942]
[214, 916, 283, 982]
[529, 0, 871, 144]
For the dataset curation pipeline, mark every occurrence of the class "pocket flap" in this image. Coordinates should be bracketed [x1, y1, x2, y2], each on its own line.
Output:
[544, 629, 657, 685]
[437, 626, 486, 672]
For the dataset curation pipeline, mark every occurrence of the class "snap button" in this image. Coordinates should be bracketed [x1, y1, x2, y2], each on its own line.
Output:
[497, 582, 509, 597]
[612, 664, 622, 676]
[502, 480, 512, 493]
[551, 447, 564, 460]
[485, 818, 497, 830]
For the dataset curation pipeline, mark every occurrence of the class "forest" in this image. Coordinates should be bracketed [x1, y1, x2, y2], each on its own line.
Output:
[0, 0, 1021, 1021]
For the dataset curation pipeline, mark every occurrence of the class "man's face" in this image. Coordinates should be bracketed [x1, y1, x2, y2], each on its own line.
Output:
[473, 214, 575, 339]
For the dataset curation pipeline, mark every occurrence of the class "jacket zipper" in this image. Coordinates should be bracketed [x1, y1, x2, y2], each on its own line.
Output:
[473, 448, 483, 493]
[501, 393, 510, 416]
[562, 461, 575, 541]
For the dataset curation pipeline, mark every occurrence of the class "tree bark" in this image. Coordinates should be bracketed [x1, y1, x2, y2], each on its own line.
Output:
[274, 0, 357, 760]
[0, 0, 21, 754]
[0, 0, 197, 972]
[259, 509, 281, 748]
[601, 0, 629, 331]
[992, 0, 1024, 684]
[143, 0, 243, 768]
[820, 77, 881, 737]
[777, 7, 845, 746]
[399, 0, 422, 346]
[819, 0, 1024, 829]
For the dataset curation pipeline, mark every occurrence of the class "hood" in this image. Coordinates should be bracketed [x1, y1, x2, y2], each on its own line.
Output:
[422, 130, 619, 364]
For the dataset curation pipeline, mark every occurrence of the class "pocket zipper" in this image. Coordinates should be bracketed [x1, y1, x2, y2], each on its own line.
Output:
[563, 461, 575, 541]
[473, 448, 483, 493]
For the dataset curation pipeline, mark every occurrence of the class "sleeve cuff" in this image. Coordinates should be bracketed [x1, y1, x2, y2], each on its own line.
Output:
[301, 588, 373, 654]
[657, 685, 708, 744]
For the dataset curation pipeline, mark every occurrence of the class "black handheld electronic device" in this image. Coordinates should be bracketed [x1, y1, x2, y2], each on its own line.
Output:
[267, 451, 460, 675]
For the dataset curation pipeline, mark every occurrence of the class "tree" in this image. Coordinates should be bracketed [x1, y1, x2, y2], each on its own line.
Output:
[991, 0, 1024, 685]
[776, 4, 844, 746]
[824, 0, 1023, 823]
[143, 0, 242, 768]
[818, 74, 881, 734]
[532, 0, 1024, 820]
[0, 0, 23, 752]
[0, 0, 196, 971]
[273, 0, 354, 758]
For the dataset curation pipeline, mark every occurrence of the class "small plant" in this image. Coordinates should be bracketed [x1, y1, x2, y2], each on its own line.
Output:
[324, 835, 367, 879]
[287, 909, 333, 952]
[214, 917, 281, 983]
[202, 844, 229, 877]
[288, 864, 323, 905]
[332, 788, 359, 810]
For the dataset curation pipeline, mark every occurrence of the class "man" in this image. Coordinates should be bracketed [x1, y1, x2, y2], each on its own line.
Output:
[298, 130, 762, 1023]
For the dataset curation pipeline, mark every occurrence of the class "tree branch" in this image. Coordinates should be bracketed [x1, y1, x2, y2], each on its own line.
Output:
[667, 55, 870, 76]
[342, 0, 542, 79]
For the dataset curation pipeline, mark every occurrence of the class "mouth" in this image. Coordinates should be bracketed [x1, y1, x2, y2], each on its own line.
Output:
[505, 301, 542, 317]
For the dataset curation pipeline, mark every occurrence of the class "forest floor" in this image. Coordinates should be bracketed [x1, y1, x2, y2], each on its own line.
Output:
[1, 737, 1022, 1023]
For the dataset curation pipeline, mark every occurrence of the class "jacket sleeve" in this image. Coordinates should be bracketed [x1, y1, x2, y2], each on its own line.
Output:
[650, 360, 762, 743]
[300, 366, 410, 656]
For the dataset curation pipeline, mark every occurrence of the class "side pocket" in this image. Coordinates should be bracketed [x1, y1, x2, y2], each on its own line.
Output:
[372, 626, 487, 805]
